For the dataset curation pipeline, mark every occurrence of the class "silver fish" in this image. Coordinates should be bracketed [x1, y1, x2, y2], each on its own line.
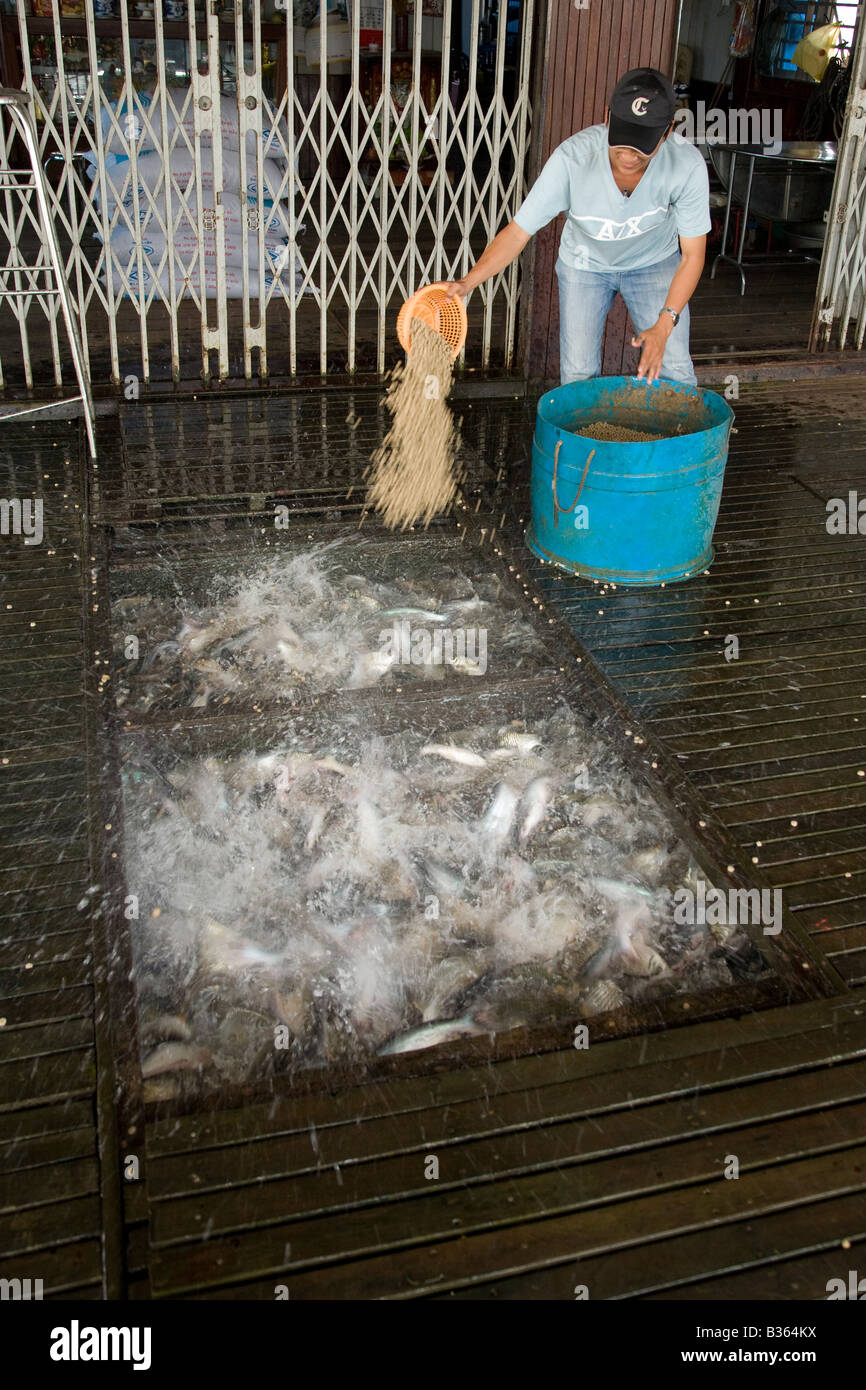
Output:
[380, 608, 447, 623]
[140, 1014, 192, 1046]
[480, 782, 519, 845]
[624, 846, 670, 887]
[421, 954, 491, 1023]
[211, 626, 258, 661]
[198, 917, 285, 974]
[348, 648, 396, 687]
[142, 639, 182, 670]
[420, 743, 487, 767]
[619, 939, 669, 978]
[377, 1014, 484, 1055]
[179, 618, 253, 658]
[449, 655, 485, 677]
[141, 1041, 210, 1078]
[579, 794, 621, 829]
[304, 806, 329, 852]
[518, 776, 555, 842]
[593, 877, 653, 903]
[424, 858, 470, 898]
[580, 980, 625, 1016]
[499, 731, 542, 753]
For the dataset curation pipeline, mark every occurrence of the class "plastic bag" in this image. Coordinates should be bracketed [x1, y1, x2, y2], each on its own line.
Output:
[793, 23, 842, 82]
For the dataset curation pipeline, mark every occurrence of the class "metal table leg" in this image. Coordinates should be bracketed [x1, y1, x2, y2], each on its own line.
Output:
[710, 150, 753, 295]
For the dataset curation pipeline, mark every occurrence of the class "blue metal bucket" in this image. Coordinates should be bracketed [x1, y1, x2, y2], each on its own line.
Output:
[525, 376, 734, 586]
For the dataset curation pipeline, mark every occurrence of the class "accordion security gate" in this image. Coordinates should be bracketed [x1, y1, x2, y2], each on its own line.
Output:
[1, 0, 534, 388]
[811, 5, 866, 351]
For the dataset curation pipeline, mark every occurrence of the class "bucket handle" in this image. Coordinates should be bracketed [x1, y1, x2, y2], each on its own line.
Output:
[552, 439, 595, 529]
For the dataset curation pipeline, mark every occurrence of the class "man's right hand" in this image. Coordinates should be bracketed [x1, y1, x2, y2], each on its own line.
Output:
[438, 279, 471, 301]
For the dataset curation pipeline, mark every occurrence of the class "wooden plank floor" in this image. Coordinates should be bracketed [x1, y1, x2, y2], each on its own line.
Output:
[139, 989, 866, 1300]
[0, 418, 117, 1298]
[5, 373, 865, 1301]
[99, 377, 864, 1300]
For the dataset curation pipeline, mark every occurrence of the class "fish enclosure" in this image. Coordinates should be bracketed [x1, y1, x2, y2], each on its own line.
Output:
[90, 505, 825, 1126]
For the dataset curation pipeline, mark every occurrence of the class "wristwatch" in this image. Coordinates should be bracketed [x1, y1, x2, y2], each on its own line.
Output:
[661, 306, 680, 327]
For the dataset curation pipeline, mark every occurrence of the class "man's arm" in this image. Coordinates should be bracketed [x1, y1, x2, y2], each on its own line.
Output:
[632, 234, 706, 383]
[439, 220, 532, 300]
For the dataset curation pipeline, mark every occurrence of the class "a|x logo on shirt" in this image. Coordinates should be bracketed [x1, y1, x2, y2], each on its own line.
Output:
[574, 206, 668, 240]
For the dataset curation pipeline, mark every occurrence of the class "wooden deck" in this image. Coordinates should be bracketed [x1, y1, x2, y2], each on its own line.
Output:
[2, 372, 865, 1300]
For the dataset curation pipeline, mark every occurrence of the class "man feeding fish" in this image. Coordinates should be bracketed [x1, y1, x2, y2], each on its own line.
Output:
[442, 68, 710, 386]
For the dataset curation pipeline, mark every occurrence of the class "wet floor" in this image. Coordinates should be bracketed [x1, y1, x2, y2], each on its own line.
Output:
[2, 373, 865, 1299]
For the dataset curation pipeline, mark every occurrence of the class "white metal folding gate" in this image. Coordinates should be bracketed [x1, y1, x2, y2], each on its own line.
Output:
[1, 0, 534, 388]
[811, 7, 866, 350]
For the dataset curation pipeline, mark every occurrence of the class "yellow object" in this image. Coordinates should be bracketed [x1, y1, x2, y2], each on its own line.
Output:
[397, 285, 468, 360]
[793, 23, 841, 82]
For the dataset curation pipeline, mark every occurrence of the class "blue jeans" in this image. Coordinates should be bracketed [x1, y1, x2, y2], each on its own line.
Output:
[556, 250, 697, 386]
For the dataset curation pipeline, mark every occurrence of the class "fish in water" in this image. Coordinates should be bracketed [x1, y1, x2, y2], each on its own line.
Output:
[380, 608, 447, 623]
[499, 731, 542, 753]
[579, 794, 621, 830]
[198, 917, 286, 974]
[593, 876, 653, 903]
[420, 743, 487, 767]
[348, 648, 396, 687]
[619, 938, 669, 978]
[142, 640, 182, 670]
[424, 858, 470, 899]
[140, 1014, 192, 1046]
[141, 1041, 211, 1078]
[580, 980, 626, 1016]
[480, 782, 520, 846]
[304, 806, 329, 853]
[623, 846, 671, 888]
[421, 953, 491, 1023]
[123, 678, 732, 1091]
[449, 655, 485, 677]
[377, 1014, 484, 1055]
[518, 776, 555, 842]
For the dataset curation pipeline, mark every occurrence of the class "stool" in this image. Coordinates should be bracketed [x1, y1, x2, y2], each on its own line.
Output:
[0, 87, 97, 459]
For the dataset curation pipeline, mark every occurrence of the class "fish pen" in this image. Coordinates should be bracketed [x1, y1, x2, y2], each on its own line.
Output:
[2, 378, 866, 1302]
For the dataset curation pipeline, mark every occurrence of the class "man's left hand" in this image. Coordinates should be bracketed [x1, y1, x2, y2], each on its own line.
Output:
[631, 317, 674, 384]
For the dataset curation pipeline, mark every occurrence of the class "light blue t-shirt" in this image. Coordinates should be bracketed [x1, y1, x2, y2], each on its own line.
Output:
[514, 124, 711, 272]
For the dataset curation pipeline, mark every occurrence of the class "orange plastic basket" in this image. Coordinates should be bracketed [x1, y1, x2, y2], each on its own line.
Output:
[396, 285, 468, 361]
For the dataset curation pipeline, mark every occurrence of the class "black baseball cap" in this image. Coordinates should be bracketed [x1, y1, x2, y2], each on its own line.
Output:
[608, 68, 676, 155]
